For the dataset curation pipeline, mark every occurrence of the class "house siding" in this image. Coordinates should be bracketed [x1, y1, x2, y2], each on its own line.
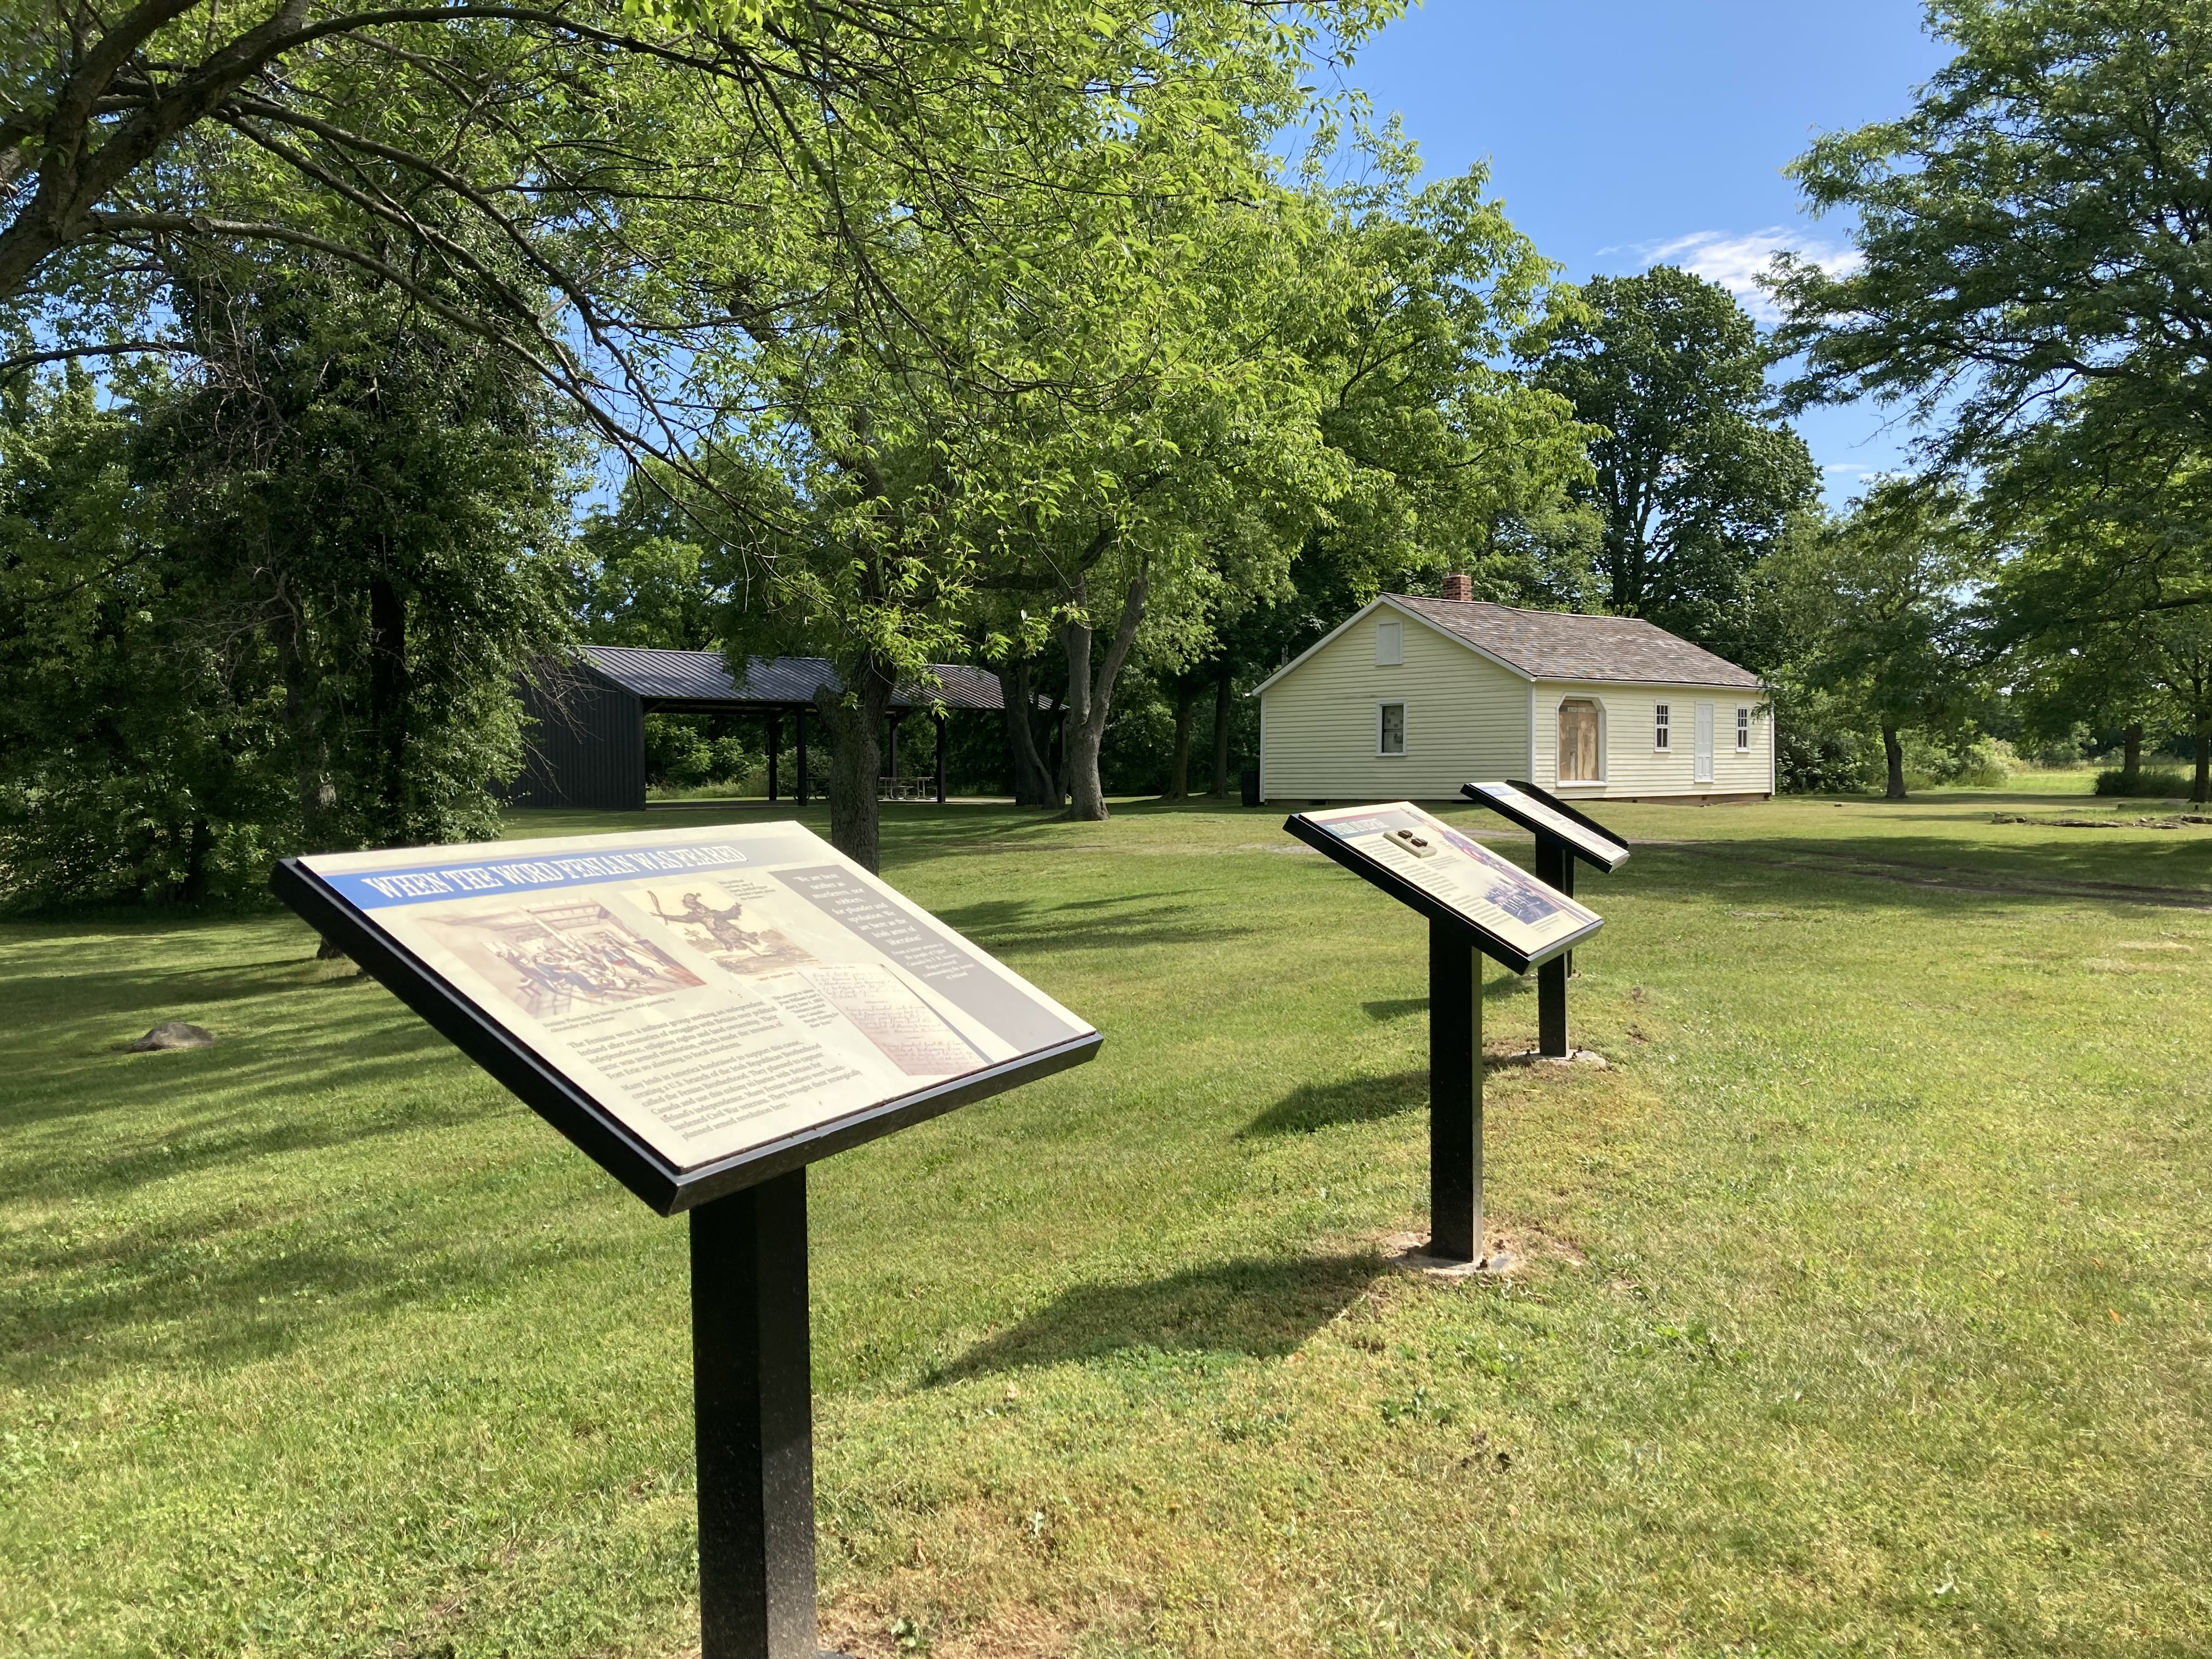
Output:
[1260, 608, 1528, 801]
[1531, 681, 1772, 799]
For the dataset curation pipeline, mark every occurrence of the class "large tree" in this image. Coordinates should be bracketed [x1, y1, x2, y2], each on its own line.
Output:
[1774, 0, 2212, 484]
[1774, 0, 2212, 775]
[8, 0, 1402, 871]
[1995, 435, 2212, 795]
[1525, 265, 1819, 645]
[1139, 157, 1593, 807]
[4, 0, 1398, 487]
[0, 258, 574, 905]
[1769, 478, 1988, 798]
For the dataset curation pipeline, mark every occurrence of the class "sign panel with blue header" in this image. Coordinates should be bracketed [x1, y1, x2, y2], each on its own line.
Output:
[274, 822, 1099, 1213]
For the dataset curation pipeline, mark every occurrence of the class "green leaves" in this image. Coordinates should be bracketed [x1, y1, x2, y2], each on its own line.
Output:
[1528, 266, 1818, 649]
[1776, 0, 2212, 476]
[1765, 477, 1988, 789]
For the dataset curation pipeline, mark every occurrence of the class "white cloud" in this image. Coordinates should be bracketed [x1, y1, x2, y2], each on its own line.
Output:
[1633, 227, 1861, 321]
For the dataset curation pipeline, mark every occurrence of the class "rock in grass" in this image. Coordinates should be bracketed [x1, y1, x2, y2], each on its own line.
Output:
[128, 1022, 214, 1052]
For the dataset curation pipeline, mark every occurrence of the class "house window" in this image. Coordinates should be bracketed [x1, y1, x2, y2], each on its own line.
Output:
[1375, 618, 1403, 666]
[1378, 701, 1406, 755]
[1558, 698, 1601, 782]
[1654, 703, 1671, 750]
[1736, 706, 1751, 751]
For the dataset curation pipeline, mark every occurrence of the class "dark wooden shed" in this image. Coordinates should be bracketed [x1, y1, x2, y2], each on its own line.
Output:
[507, 646, 1007, 812]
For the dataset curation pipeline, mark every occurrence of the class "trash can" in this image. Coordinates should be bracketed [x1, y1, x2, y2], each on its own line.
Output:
[1239, 767, 1260, 808]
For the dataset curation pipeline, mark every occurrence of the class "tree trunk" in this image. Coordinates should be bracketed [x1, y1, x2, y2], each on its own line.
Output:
[1207, 663, 1234, 797]
[816, 659, 895, 872]
[998, 659, 1058, 807]
[367, 574, 409, 844]
[278, 601, 337, 848]
[2196, 724, 2210, 806]
[1163, 676, 1198, 802]
[1882, 723, 1906, 799]
[2123, 721, 2143, 789]
[1060, 568, 1149, 822]
[178, 816, 213, 905]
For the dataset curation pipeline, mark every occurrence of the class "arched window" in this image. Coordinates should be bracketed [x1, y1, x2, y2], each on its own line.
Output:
[1558, 698, 1601, 782]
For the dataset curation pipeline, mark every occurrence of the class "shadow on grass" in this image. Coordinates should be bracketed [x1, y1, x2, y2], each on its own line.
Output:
[935, 1251, 1386, 1379]
[1240, 1069, 1427, 1137]
[10, 1075, 498, 1196]
[1363, 997, 1426, 1021]
[933, 894, 1252, 956]
[2, 979, 462, 1138]
[1359, 970, 1527, 1029]
[1661, 834, 2212, 905]
[0, 951, 315, 1030]
[0, 1208, 634, 1389]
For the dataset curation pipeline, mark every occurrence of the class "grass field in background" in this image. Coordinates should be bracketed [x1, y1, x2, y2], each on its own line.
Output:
[3, 791, 2209, 1657]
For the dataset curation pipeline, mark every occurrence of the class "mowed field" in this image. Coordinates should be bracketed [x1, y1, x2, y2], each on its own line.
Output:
[3, 790, 2209, 1658]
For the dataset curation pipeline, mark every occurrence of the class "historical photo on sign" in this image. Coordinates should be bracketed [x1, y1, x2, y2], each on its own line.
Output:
[1461, 781, 1629, 869]
[641, 882, 818, 978]
[1293, 801, 1601, 962]
[430, 901, 705, 1019]
[297, 825, 1096, 1173]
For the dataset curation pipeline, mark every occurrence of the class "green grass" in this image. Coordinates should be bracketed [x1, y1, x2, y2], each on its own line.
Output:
[4, 793, 2210, 1657]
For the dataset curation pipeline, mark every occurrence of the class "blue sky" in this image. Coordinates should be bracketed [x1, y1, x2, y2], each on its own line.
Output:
[1340, 1, 1953, 505]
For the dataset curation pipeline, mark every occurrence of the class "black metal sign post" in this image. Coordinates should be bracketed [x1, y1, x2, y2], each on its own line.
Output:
[1429, 918, 1481, 1261]
[1532, 839, 1575, 1058]
[270, 827, 1100, 1659]
[1284, 803, 1599, 1266]
[1461, 781, 1629, 1059]
[690, 1171, 822, 1658]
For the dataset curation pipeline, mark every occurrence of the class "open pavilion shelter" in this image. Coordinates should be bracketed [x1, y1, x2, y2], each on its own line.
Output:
[510, 645, 1011, 812]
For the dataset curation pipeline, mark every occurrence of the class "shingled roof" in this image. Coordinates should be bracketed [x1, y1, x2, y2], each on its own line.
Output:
[1384, 596, 1762, 689]
[575, 646, 1008, 711]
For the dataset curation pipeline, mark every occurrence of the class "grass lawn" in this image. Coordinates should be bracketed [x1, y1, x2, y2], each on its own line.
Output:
[4, 791, 2209, 1658]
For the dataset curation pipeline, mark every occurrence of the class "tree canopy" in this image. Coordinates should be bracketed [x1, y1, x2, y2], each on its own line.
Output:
[4, 0, 1397, 477]
[1527, 266, 1819, 650]
[1768, 478, 1989, 799]
[1773, 0, 2212, 547]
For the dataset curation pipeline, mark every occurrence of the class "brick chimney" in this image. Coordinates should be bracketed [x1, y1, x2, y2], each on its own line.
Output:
[1440, 572, 1474, 602]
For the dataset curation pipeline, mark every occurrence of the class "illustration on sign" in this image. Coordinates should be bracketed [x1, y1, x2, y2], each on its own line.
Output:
[1296, 802, 1601, 961]
[296, 825, 1094, 1173]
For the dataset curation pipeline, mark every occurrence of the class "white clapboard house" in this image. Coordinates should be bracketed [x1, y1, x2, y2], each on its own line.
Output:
[1254, 579, 1773, 804]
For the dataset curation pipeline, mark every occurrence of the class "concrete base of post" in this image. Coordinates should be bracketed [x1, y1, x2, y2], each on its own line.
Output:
[1491, 1047, 1609, 1069]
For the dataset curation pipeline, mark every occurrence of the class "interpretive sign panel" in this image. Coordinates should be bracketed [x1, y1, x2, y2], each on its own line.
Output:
[1283, 801, 1601, 974]
[1460, 780, 1629, 872]
[273, 823, 1099, 1212]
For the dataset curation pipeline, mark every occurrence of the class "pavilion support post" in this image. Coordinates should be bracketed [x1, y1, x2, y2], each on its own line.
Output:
[794, 709, 809, 806]
[934, 714, 947, 804]
[767, 710, 781, 803]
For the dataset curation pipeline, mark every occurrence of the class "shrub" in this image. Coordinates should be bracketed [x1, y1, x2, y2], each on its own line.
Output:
[2094, 766, 2192, 797]
[1774, 685, 1878, 793]
[1901, 731, 2011, 791]
[2014, 724, 2092, 769]
[1950, 737, 2015, 789]
[643, 714, 757, 790]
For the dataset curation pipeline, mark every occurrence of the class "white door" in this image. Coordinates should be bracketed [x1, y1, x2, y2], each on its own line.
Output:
[1694, 702, 1714, 784]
